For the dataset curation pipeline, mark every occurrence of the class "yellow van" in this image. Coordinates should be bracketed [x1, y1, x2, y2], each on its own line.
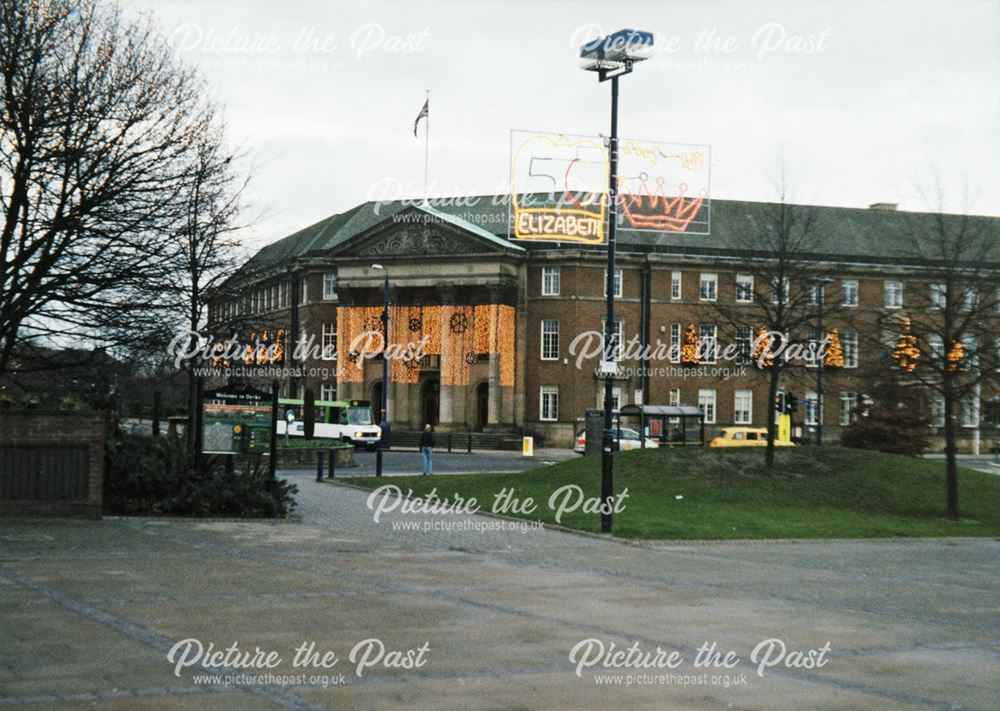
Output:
[709, 427, 795, 447]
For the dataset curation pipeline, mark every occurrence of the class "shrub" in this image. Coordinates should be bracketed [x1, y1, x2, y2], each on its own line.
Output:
[104, 434, 297, 517]
[840, 378, 931, 456]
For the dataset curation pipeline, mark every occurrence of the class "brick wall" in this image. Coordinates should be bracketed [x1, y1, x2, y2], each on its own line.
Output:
[209, 254, 998, 451]
[523, 260, 999, 448]
[0, 411, 104, 519]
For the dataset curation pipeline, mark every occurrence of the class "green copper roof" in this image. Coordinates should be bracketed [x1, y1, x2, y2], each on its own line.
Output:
[240, 196, 1000, 274]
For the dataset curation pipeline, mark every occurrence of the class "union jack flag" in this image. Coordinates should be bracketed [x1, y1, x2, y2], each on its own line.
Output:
[413, 99, 428, 137]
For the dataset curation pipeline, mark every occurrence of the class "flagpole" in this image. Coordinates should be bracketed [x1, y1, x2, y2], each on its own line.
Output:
[423, 89, 429, 204]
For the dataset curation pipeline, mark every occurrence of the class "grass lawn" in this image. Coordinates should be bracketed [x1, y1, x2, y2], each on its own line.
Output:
[342, 446, 1000, 539]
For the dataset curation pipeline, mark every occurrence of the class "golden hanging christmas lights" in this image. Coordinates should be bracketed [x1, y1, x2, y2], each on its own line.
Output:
[332, 303, 515, 387]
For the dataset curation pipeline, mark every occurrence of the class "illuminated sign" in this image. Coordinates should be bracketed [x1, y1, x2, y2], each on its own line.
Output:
[509, 130, 710, 243]
[618, 138, 710, 234]
[510, 131, 608, 244]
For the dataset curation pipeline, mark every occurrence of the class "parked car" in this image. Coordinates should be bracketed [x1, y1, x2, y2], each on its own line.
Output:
[709, 427, 795, 447]
[573, 428, 660, 454]
[119, 420, 153, 437]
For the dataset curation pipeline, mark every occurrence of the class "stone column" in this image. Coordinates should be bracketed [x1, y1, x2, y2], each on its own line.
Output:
[341, 380, 364, 402]
[386, 378, 396, 422]
[487, 353, 501, 426]
[334, 288, 364, 404]
[437, 285, 456, 431]
[484, 288, 503, 427]
[490, 280, 519, 428]
[438, 388, 454, 428]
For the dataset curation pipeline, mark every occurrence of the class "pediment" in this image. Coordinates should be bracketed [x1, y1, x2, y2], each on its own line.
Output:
[333, 207, 517, 259]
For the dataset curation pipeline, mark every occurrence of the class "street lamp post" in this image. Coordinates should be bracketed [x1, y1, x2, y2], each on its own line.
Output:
[371, 264, 391, 476]
[810, 276, 835, 445]
[580, 29, 653, 533]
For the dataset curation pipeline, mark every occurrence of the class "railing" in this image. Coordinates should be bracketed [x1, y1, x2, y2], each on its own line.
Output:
[390, 431, 522, 452]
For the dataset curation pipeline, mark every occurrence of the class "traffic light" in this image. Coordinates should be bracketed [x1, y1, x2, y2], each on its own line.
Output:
[786, 393, 798, 414]
[774, 391, 785, 412]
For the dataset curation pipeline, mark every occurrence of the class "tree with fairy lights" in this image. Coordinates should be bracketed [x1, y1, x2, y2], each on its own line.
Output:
[825, 328, 845, 368]
[708, 172, 841, 469]
[753, 326, 775, 368]
[892, 320, 919, 373]
[866, 177, 1000, 519]
[681, 323, 700, 365]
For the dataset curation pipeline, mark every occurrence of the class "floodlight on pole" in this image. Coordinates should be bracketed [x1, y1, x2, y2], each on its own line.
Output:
[580, 29, 653, 534]
[579, 29, 655, 74]
[808, 276, 835, 446]
[371, 264, 391, 476]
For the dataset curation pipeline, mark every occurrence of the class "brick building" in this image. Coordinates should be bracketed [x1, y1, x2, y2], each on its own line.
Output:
[208, 197, 1000, 450]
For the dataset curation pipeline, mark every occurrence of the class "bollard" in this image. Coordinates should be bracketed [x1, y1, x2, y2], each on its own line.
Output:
[447, 433, 453, 453]
[328, 447, 336, 478]
[467, 434, 472, 453]
[315, 449, 324, 482]
[522, 436, 534, 458]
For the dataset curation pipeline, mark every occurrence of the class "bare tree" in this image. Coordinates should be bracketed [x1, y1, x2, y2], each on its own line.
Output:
[870, 183, 1000, 519]
[168, 127, 253, 450]
[0, 0, 221, 381]
[710, 184, 840, 468]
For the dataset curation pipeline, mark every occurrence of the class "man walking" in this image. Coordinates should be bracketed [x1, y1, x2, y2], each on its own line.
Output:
[420, 424, 435, 475]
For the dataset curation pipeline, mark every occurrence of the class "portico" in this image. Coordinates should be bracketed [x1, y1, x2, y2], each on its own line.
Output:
[312, 206, 525, 433]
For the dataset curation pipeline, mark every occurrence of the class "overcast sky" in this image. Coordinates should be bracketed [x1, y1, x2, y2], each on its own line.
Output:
[127, 0, 1000, 252]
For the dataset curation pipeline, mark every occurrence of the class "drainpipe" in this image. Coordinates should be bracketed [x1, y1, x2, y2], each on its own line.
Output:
[640, 261, 651, 406]
[289, 269, 300, 396]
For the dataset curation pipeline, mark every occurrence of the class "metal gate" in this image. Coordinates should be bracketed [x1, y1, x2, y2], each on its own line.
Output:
[0, 445, 90, 501]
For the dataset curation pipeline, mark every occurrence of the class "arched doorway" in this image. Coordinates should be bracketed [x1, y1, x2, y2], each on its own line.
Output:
[421, 378, 439, 427]
[475, 381, 489, 432]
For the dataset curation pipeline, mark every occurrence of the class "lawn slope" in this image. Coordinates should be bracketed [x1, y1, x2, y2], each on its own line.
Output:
[344, 447, 1000, 539]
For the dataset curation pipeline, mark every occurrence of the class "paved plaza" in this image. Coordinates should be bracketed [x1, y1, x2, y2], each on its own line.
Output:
[1, 477, 998, 710]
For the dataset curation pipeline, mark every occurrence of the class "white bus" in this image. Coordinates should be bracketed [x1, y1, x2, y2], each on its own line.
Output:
[276, 398, 381, 449]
